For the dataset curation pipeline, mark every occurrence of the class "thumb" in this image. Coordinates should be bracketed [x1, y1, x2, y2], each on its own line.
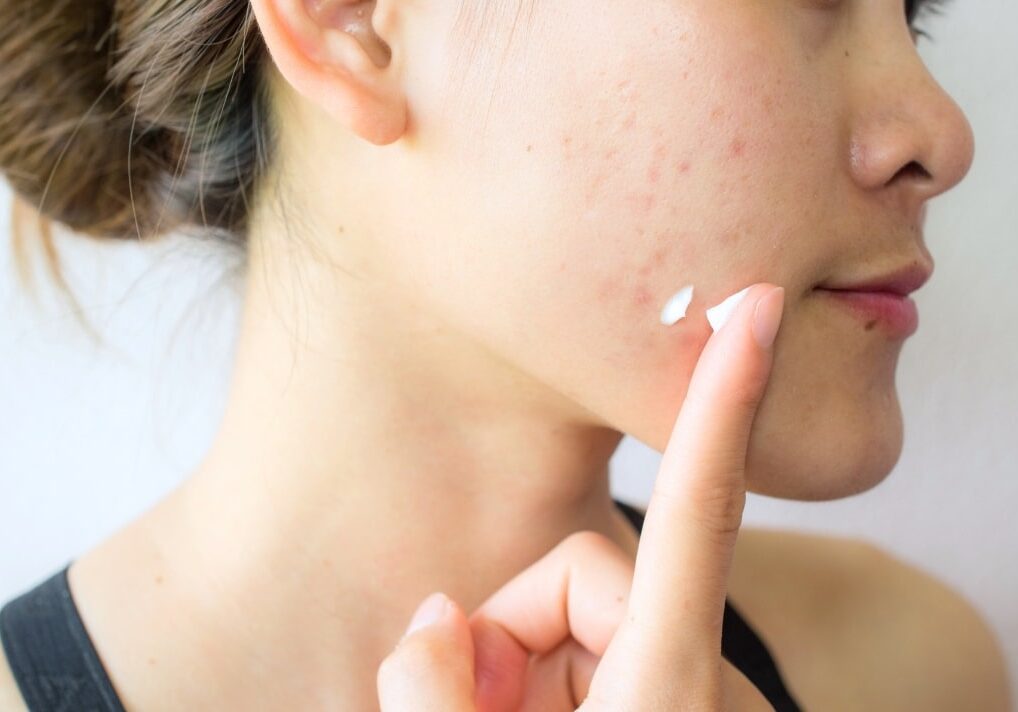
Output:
[377, 592, 477, 712]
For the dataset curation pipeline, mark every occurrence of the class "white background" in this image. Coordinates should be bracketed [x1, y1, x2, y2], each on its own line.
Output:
[2, 0, 1016, 691]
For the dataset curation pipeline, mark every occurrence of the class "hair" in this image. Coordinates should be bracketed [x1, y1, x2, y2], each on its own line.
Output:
[0, 0, 274, 296]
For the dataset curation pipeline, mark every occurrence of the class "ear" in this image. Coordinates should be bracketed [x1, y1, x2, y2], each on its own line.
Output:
[251, 0, 407, 145]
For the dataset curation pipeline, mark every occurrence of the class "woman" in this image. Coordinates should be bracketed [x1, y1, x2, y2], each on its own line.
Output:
[0, 0, 1009, 710]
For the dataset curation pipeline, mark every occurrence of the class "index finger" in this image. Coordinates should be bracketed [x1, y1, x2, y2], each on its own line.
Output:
[623, 283, 785, 661]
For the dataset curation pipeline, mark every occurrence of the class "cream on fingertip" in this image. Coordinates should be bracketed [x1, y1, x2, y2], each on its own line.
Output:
[705, 285, 754, 332]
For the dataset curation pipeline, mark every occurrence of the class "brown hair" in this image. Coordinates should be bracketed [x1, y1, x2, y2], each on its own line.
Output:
[0, 0, 274, 296]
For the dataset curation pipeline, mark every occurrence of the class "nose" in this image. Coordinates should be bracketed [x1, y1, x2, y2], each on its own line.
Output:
[847, 44, 976, 222]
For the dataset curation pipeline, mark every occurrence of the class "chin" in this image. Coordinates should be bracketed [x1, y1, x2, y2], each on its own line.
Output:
[745, 390, 907, 502]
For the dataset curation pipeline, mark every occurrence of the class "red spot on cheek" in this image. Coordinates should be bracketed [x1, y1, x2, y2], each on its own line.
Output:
[632, 285, 654, 308]
[636, 244, 670, 277]
[676, 160, 691, 174]
[647, 165, 661, 183]
[730, 138, 746, 158]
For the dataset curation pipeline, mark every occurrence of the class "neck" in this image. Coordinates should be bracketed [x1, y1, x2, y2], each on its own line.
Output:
[72, 222, 639, 709]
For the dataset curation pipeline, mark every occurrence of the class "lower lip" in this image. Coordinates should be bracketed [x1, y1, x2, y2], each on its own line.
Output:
[815, 288, 919, 337]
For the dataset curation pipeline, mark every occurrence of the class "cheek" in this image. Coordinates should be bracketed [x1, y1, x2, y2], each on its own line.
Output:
[556, 57, 814, 331]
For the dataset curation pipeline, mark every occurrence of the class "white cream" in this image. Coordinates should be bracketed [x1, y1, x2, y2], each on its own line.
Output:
[705, 285, 753, 332]
[660, 284, 695, 326]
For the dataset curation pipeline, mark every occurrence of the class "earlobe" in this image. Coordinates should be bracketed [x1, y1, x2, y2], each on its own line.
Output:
[251, 0, 407, 145]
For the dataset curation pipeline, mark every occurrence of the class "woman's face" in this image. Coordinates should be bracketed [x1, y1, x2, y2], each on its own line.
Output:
[297, 0, 974, 500]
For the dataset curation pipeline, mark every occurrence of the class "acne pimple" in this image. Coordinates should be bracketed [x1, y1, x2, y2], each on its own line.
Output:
[729, 138, 746, 158]
[633, 285, 654, 308]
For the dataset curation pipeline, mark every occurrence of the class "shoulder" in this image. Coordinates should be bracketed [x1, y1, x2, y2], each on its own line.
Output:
[730, 528, 1013, 712]
[851, 538, 1013, 711]
[0, 644, 29, 712]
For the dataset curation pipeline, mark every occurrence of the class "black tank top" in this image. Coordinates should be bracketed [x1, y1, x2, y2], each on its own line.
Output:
[1, 499, 804, 711]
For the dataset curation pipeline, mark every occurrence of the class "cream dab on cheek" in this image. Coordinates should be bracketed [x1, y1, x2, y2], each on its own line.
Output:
[660, 285, 695, 326]
[660, 284, 755, 332]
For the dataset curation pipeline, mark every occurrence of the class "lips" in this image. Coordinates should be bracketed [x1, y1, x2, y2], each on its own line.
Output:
[819, 262, 933, 297]
[815, 288, 920, 337]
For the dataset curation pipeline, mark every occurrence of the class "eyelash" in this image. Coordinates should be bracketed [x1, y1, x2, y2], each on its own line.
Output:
[907, 0, 954, 42]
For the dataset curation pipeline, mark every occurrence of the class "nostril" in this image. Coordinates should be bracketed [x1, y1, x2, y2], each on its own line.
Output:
[897, 160, 932, 181]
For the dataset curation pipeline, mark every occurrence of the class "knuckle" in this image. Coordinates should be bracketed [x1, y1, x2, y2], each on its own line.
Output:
[656, 480, 747, 540]
[559, 529, 620, 559]
[690, 488, 747, 539]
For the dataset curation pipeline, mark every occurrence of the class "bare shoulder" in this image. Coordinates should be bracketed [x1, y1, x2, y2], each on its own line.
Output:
[0, 645, 28, 712]
[728, 528, 1013, 712]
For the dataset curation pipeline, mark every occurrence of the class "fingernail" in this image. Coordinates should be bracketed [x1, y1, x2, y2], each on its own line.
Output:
[402, 592, 451, 640]
[752, 287, 785, 349]
[705, 285, 753, 332]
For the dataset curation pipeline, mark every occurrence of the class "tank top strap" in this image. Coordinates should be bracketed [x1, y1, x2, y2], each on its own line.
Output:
[1, 563, 126, 712]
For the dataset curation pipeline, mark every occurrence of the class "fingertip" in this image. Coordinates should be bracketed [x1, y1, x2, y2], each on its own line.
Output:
[751, 286, 785, 350]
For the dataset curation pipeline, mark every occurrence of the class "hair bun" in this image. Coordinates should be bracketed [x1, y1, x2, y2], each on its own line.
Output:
[0, 0, 269, 242]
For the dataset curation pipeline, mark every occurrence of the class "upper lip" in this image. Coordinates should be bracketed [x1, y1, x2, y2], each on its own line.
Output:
[819, 261, 934, 296]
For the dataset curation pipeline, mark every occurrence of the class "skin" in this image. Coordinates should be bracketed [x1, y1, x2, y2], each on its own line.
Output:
[28, 0, 975, 710]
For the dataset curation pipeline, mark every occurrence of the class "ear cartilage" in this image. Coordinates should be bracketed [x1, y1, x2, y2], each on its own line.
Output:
[705, 285, 754, 332]
[660, 285, 695, 326]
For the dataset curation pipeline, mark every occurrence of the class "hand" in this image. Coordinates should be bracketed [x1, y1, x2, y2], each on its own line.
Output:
[377, 283, 786, 711]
